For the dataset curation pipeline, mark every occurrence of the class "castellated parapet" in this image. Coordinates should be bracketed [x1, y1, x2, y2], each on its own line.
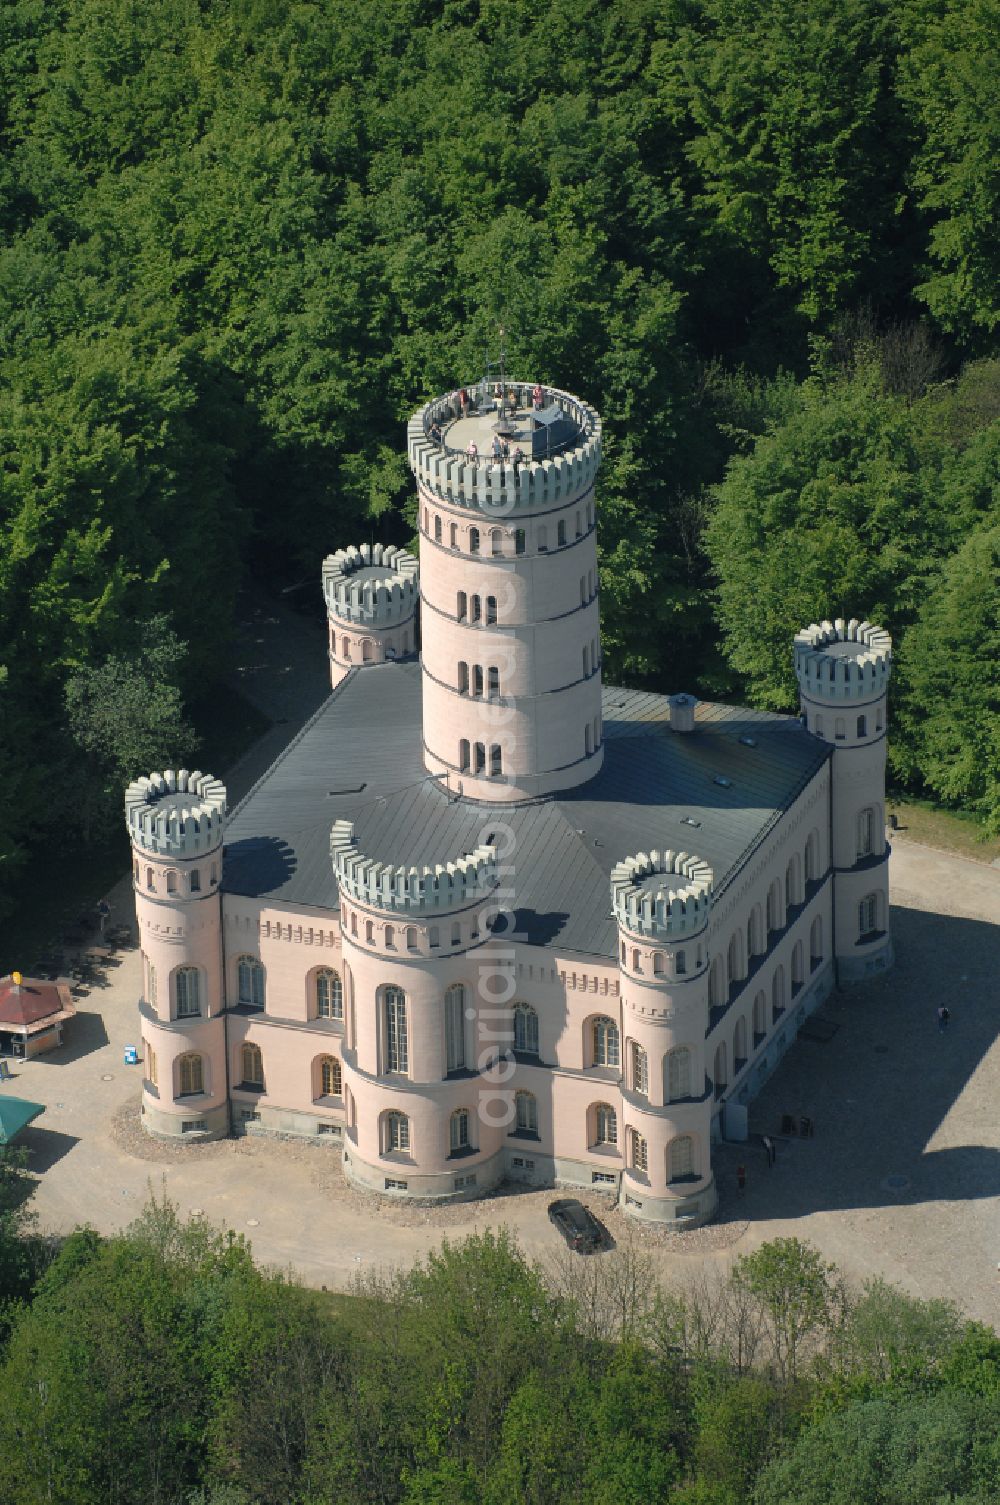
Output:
[330, 820, 497, 915]
[323, 543, 419, 626]
[408, 384, 602, 514]
[794, 618, 892, 703]
[611, 851, 713, 941]
[125, 770, 226, 857]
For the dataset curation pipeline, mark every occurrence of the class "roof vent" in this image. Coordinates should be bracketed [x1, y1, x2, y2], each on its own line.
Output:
[738, 735, 757, 748]
[713, 775, 732, 789]
[669, 693, 696, 733]
[680, 816, 701, 828]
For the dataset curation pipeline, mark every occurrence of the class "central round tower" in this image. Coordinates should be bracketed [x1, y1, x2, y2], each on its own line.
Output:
[409, 382, 603, 802]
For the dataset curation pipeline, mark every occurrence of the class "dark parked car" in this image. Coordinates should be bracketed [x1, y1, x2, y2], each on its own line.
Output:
[548, 1198, 608, 1254]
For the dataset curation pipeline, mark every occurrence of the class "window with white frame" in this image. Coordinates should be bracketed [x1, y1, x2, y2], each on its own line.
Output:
[450, 1107, 471, 1152]
[175, 967, 201, 1018]
[384, 986, 408, 1073]
[514, 1090, 537, 1134]
[445, 984, 466, 1073]
[513, 1002, 539, 1056]
[384, 1111, 410, 1153]
[669, 1135, 694, 1181]
[631, 1041, 649, 1096]
[177, 1052, 203, 1096]
[237, 955, 265, 1009]
[667, 1047, 691, 1101]
[592, 1016, 620, 1068]
[857, 806, 875, 859]
[320, 1055, 342, 1097]
[593, 1102, 617, 1147]
[316, 969, 343, 1020]
[859, 893, 879, 938]
[630, 1128, 648, 1173]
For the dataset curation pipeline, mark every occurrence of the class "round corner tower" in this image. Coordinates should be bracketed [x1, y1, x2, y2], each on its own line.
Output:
[330, 820, 509, 1202]
[612, 850, 718, 1227]
[126, 770, 229, 1139]
[409, 382, 604, 801]
[794, 617, 894, 984]
[323, 543, 419, 687]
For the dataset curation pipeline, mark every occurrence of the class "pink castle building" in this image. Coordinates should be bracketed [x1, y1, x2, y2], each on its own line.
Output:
[129, 381, 893, 1227]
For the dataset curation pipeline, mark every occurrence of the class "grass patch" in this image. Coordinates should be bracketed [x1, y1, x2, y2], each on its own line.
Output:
[887, 792, 1000, 864]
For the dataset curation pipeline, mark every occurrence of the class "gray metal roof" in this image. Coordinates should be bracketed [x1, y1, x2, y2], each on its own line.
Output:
[223, 663, 829, 960]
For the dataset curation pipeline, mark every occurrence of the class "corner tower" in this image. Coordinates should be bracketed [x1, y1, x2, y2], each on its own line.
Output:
[126, 770, 229, 1138]
[794, 617, 893, 983]
[323, 543, 419, 687]
[613, 850, 717, 1227]
[409, 383, 603, 801]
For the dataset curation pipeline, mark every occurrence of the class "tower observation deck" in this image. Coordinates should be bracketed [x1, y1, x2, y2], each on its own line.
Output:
[409, 381, 603, 802]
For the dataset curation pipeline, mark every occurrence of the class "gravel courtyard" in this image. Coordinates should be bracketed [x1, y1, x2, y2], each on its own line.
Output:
[9, 836, 1000, 1325]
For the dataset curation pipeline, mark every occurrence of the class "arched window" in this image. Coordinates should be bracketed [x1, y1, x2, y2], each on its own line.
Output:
[473, 741, 485, 773]
[728, 932, 743, 986]
[405, 926, 418, 951]
[805, 831, 819, 883]
[859, 893, 879, 938]
[537, 525, 548, 551]
[237, 956, 265, 1009]
[513, 1003, 539, 1056]
[753, 991, 767, 1042]
[320, 1055, 342, 1097]
[450, 521, 458, 549]
[450, 1107, 471, 1152]
[766, 882, 782, 935]
[471, 594, 482, 623]
[515, 528, 525, 555]
[457, 591, 467, 621]
[488, 666, 499, 697]
[631, 947, 640, 972]
[713, 1042, 727, 1099]
[791, 941, 804, 992]
[146, 867, 155, 890]
[241, 1042, 264, 1088]
[486, 595, 497, 625]
[835, 717, 845, 740]
[166, 871, 178, 895]
[362, 640, 374, 663]
[469, 526, 480, 555]
[385, 986, 408, 1073]
[772, 966, 785, 1021]
[857, 714, 867, 737]
[815, 713, 824, 737]
[365, 919, 374, 944]
[175, 967, 201, 1018]
[189, 870, 201, 893]
[709, 956, 725, 1008]
[669, 1136, 694, 1182]
[445, 984, 466, 1072]
[434, 515, 442, 542]
[558, 519, 566, 546]
[676, 950, 686, 976]
[785, 855, 800, 908]
[458, 661, 469, 693]
[342, 635, 351, 659]
[667, 1047, 691, 1101]
[515, 1090, 538, 1134]
[734, 1016, 747, 1067]
[591, 1016, 620, 1068]
[593, 1103, 618, 1147]
[491, 528, 503, 557]
[631, 1041, 649, 1095]
[490, 744, 502, 776]
[652, 951, 664, 976]
[857, 807, 875, 858]
[876, 707, 884, 733]
[178, 1052, 203, 1096]
[473, 665, 484, 697]
[384, 1110, 410, 1153]
[316, 969, 343, 1020]
[810, 916, 823, 969]
[459, 739, 471, 771]
[629, 1129, 648, 1173]
[351, 912, 357, 936]
[451, 922, 461, 945]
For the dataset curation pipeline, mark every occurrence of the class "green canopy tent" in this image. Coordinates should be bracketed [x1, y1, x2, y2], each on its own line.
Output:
[0, 1095, 44, 1144]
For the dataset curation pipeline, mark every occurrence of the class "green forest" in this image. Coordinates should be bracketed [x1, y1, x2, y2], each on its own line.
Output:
[1, 0, 998, 927]
[0, 1175, 998, 1505]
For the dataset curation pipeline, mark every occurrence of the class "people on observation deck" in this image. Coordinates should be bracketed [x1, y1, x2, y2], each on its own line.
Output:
[429, 420, 442, 444]
[532, 382, 544, 409]
[491, 436, 502, 460]
[512, 445, 525, 471]
[466, 440, 478, 462]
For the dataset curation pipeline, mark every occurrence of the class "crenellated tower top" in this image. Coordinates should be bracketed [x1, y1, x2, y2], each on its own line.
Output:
[323, 543, 419, 627]
[611, 850, 713, 941]
[125, 770, 226, 858]
[794, 618, 892, 704]
[330, 820, 498, 915]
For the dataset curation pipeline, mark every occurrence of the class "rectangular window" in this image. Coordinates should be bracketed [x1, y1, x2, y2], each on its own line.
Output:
[385, 989, 408, 1073]
[176, 970, 201, 1018]
[445, 987, 465, 1073]
[859, 895, 878, 938]
[631, 1041, 648, 1095]
[189, 870, 201, 892]
[857, 807, 874, 858]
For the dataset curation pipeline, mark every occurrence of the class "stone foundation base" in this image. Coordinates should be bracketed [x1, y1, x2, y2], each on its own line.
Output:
[343, 1143, 507, 1204]
[232, 1102, 344, 1141]
[619, 1174, 717, 1228]
[140, 1097, 229, 1141]
[837, 933, 894, 985]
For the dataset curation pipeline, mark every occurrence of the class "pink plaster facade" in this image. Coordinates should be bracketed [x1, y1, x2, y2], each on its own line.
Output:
[128, 383, 894, 1228]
